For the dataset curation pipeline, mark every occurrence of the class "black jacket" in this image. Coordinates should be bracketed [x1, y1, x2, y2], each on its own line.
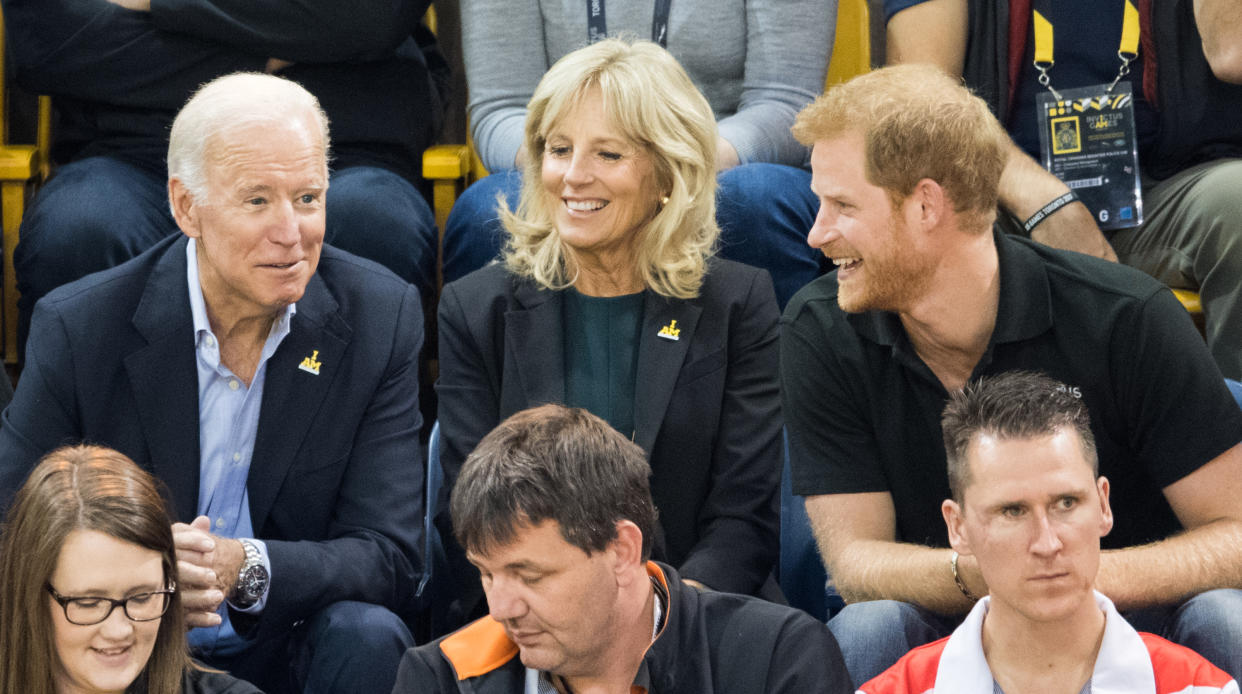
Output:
[1, 0, 445, 182]
[392, 562, 852, 694]
[436, 260, 782, 605]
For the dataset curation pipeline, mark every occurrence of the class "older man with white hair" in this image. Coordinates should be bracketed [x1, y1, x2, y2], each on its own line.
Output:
[0, 72, 425, 693]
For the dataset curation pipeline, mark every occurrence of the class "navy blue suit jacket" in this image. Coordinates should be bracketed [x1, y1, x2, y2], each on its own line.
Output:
[0, 234, 425, 642]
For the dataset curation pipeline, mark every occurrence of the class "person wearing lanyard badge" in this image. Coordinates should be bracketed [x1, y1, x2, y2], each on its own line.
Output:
[447, 0, 834, 309]
[885, 0, 1242, 383]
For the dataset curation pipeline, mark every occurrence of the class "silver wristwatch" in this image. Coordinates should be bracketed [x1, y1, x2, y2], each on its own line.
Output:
[231, 539, 269, 609]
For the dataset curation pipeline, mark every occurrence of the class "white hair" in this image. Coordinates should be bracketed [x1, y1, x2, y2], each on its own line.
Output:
[167, 72, 331, 206]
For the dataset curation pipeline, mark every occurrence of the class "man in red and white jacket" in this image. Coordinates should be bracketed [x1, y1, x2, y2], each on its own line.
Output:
[861, 372, 1238, 694]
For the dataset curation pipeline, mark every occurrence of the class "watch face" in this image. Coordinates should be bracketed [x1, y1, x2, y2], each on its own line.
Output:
[238, 565, 269, 600]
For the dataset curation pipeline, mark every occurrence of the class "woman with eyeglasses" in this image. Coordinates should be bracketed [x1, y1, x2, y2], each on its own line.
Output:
[0, 445, 261, 694]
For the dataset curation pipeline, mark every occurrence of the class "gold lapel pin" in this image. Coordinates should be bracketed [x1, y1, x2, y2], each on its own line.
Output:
[657, 320, 680, 341]
[298, 350, 322, 375]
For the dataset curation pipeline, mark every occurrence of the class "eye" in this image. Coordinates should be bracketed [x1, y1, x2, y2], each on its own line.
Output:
[71, 597, 104, 609]
[1000, 505, 1025, 518]
[127, 592, 157, 606]
[246, 197, 267, 206]
[547, 145, 571, 157]
[598, 150, 622, 161]
[299, 193, 319, 205]
[1056, 496, 1079, 510]
[519, 573, 544, 586]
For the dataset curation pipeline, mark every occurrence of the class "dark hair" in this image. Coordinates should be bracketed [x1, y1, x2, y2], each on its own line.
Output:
[451, 404, 658, 559]
[942, 371, 1097, 502]
[0, 445, 190, 694]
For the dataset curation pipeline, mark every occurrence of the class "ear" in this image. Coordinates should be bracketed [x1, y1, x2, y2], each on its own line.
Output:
[1095, 476, 1114, 538]
[942, 498, 972, 555]
[609, 520, 646, 586]
[908, 177, 947, 232]
[168, 177, 202, 240]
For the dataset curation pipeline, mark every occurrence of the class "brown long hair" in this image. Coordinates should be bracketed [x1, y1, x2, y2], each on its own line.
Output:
[0, 445, 191, 694]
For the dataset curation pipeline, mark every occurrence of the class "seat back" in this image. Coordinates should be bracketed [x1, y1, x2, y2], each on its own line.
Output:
[826, 0, 872, 88]
[0, 7, 52, 364]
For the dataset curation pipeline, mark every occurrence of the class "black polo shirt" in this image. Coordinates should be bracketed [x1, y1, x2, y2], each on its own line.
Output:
[780, 231, 1242, 549]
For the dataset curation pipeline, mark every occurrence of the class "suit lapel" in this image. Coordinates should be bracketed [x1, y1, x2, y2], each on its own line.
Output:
[247, 275, 349, 532]
[502, 280, 565, 416]
[125, 238, 201, 521]
[633, 293, 700, 455]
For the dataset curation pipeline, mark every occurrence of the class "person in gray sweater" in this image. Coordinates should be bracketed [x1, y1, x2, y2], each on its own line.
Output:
[444, 0, 836, 307]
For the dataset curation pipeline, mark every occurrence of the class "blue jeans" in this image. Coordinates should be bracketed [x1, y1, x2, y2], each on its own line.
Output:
[16, 156, 435, 356]
[203, 601, 414, 694]
[442, 163, 825, 308]
[829, 590, 1242, 688]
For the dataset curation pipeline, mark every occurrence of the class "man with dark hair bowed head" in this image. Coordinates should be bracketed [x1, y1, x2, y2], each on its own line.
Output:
[0, 72, 425, 694]
[860, 371, 1238, 694]
[392, 404, 852, 694]
[781, 64, 1242, 686]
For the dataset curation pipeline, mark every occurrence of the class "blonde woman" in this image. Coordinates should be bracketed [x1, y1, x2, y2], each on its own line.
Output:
[437, 39, 782, 618]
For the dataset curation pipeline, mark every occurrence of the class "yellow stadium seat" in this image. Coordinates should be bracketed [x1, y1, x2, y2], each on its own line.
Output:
[0, 9, 51, 365]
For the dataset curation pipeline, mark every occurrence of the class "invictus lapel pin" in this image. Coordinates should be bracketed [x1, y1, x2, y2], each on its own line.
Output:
[298, 350, 322, 375]
[657, 320, 680, 341]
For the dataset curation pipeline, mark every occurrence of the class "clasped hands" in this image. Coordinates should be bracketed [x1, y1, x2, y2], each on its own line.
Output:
[172, 516, 247, 629]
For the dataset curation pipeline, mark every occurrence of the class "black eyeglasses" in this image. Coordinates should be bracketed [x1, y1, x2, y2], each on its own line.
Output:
[46, 584, 175, 626]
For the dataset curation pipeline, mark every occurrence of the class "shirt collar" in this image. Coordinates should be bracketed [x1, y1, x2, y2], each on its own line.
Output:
[847, 229, 1053, 350]
[185, 238, 296, 345]
[934, 591, 1155, 694]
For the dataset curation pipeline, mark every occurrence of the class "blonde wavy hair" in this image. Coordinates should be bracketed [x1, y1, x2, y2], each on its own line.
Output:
[793, 64, 1007, 232]
[500, 39, 719, 299]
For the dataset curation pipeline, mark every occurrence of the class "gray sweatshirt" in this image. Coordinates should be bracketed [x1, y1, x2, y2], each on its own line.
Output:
[462, 0, 835, 171]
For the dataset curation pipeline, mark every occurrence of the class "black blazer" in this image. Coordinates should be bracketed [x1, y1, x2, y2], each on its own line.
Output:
[0, 235, 426, 644]
[437, 259, 781, 596]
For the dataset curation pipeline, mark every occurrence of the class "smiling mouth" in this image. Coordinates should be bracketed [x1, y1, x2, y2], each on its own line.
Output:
[833, 257, 861, 271]
[565, 199, 607, 212]
[92, 644, 132, 659]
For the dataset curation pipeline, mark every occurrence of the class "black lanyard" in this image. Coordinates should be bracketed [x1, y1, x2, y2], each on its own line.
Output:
[587, 0, 672, 47]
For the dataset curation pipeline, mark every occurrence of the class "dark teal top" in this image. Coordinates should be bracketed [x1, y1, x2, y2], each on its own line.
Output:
[563, 288, 645, 438]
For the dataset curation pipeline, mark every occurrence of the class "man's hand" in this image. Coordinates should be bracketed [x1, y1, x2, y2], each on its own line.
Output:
[105, 0, 151, 10]
[173, 515, 246, 628]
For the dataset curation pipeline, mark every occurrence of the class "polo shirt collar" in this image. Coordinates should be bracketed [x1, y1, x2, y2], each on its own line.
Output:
[933, 591, 1155, 693]
[990, 229, 1053, 344]
[847, 229, 1053, 352]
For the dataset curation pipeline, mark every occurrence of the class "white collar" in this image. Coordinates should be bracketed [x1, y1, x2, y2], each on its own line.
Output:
[933, 591, 1155, 694]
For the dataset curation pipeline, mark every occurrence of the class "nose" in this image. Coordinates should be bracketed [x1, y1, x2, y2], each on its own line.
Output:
[1030, 512, 1064, 556]
[485, 576, 529, 623]
[268, 198, 301, 247]
[562, 151, 594, 187]
[97, 603, 136, 640]
[806, 200, 837, 250]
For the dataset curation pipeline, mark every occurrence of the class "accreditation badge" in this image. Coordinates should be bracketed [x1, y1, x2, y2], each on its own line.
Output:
[1036, 82, 1143, 231]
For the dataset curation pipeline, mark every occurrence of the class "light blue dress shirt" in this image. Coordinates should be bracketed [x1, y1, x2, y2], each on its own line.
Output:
[183, 239, 294, 657]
